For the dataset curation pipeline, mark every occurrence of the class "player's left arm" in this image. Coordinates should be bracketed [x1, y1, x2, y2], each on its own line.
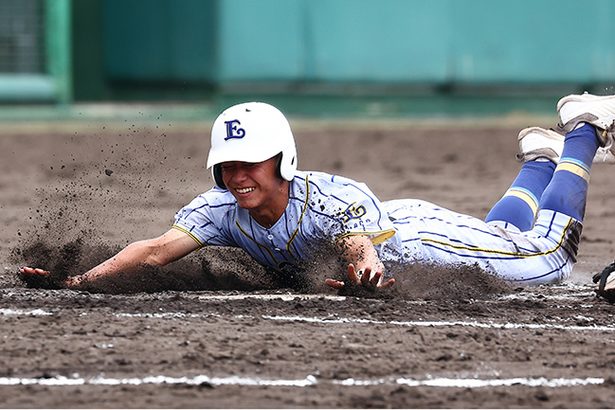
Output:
[325, 234, 395, 290]
[19, 228, 200, 292]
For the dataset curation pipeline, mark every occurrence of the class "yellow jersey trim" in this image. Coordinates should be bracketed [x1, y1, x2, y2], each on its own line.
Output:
[286, 174, 310, 258]
[172, 224, 205, 248]
[337, 228, 397, 245]
[421, 217, 573, 258]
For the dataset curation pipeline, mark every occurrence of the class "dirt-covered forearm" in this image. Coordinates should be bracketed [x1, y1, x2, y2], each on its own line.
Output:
[338, 235, 385, 274]
[64, 240, 160, 292]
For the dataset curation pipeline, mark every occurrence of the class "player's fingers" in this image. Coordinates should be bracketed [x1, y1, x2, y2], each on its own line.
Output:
[324, 278, 345, 289]
[360, 266, 372, 287]
[19, 267, 50, 276]
[347, 264, 361, 284]
[379, 278, 396, 289]
[369, 270, 383, 287]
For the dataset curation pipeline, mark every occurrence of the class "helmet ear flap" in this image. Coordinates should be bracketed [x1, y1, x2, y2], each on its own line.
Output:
[212, 164, 226, 189]
[279, 152, 296, 181]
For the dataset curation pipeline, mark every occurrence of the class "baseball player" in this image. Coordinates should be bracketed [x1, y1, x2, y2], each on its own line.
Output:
[19, 94, 615, 297]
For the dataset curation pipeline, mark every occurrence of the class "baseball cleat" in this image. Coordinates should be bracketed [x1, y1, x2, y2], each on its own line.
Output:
[516, 127, 563, 163]
[593, 261, 615, 303]
[517, 126, 615, 164]
[556, 92, 615, 148]
[593, 146, 615, 163]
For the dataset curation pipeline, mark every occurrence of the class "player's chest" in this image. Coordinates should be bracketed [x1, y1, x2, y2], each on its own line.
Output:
[229, 213, 319, 269]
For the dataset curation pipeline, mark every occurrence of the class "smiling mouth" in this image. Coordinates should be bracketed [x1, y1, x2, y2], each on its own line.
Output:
[235, 187, 255, 194]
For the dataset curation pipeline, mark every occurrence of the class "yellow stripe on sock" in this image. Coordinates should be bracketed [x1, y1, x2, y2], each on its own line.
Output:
[505, 189, 538, 215]
[555, 162, 590, 182]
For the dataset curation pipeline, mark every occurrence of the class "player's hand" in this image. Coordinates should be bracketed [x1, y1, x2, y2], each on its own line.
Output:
[18, 267, 67, 289]
[325, 263, 395, 291]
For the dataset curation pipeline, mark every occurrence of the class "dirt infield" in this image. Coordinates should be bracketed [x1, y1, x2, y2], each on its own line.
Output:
[1, 118, 615, 408]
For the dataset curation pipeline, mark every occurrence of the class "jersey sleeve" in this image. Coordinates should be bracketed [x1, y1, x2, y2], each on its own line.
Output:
[172, 191, 237, 247]
[311, 175, 396, 245]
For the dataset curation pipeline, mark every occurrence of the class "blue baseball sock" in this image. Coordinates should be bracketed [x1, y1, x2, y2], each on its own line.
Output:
[540, 123, 600, 222]
[486, 160, 555, 231]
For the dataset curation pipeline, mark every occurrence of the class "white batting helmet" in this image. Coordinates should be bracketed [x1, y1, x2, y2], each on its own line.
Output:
[206, 102, 297, 189]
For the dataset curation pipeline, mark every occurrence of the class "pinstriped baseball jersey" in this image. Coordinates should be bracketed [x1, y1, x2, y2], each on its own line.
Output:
[174, 171, 579, 285]
[173, 171, 397, 272]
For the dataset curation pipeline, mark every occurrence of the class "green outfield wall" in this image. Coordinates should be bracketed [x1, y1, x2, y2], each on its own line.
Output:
[99, 0, 615, 88]
[3, 0, 615, 104]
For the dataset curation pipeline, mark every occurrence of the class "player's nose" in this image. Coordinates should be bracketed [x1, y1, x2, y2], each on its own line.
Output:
[229, 166, 249, 182]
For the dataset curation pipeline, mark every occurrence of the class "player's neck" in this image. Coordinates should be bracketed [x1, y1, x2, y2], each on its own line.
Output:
[249, 181, 290, 228]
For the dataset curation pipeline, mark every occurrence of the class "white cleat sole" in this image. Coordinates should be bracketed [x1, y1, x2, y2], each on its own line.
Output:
[557, 93, 615, 134]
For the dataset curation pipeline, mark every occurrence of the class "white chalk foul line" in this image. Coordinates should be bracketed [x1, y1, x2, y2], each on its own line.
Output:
[2, 308, 613, 332]
[0, 374, 316, 387]
[261, 315, 615, 332]
[115, 312, 203, 319]
[0, 374, 604, 389]
[0, 308, 52, 316]
[338, 376, 605, 388]
[196, 293, 347, 302]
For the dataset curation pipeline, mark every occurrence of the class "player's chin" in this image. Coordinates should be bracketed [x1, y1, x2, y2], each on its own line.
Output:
[234, 196, 261, 210]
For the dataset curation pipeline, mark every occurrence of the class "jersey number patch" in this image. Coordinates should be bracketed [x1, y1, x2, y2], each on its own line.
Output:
[342, 203, 367, 223]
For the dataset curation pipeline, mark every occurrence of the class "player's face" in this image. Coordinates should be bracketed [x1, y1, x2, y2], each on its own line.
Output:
[220, 157, 286, 213]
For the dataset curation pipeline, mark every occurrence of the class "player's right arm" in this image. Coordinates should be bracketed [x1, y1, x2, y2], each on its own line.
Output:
[19, 228, 199, 291]
[324, 234, 395, 290]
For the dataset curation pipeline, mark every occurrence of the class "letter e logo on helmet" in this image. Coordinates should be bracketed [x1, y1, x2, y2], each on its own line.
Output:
[224, 119, 245, 140]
